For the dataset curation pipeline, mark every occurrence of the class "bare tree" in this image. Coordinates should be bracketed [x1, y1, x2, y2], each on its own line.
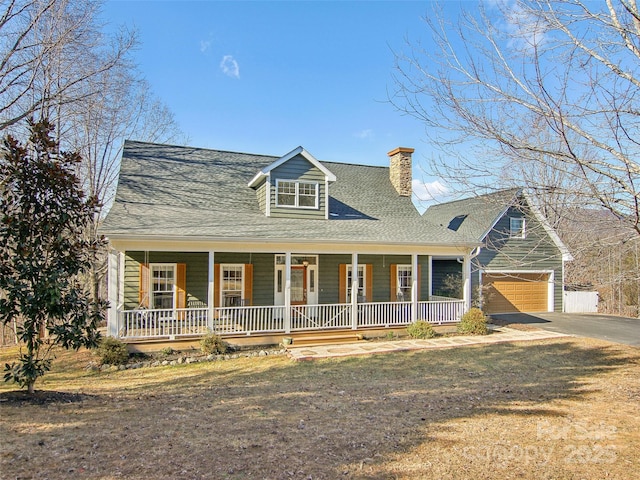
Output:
[392, 0, 640, 235]
[0, 0, 135, 133]
[66, 70, 185, 216]
[0, 0, 184, 330]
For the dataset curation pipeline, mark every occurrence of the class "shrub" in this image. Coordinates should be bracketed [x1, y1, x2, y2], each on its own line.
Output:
[96, 337, 129, 365]
[407, 320, 436, 339]
[457, 308, 489, 335]
[160, 347, 174, 356]
[200, 332, 229, 355]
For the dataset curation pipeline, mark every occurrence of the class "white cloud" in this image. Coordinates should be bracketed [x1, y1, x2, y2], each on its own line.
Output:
[354, 129, 374, 140]
[200, 40, 211, 53]
[412, 179, 449, 202]
[493, 0, 549, 53]
[220, 55, 240, 79]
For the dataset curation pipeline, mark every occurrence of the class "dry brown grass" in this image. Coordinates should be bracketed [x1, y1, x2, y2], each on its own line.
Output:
[1, 337, 639, 479]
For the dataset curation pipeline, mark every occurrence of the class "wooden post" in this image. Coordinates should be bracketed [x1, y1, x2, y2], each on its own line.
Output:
[351, 253, 358, 330]
[284, 252, 291, 333]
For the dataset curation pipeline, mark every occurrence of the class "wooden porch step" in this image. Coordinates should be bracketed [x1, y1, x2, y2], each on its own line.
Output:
[286, 331, 365, 348]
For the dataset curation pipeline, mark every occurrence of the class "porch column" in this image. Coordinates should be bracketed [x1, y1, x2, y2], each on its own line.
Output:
[207, 251, 215, 331]
[284, 252, 291, 333]
[463, 253, 472, 311]
[107, 249, 119, 337]
[411, 254, 418, 322]
[427, 255, 433, 300]
[351, 253, 358, 330]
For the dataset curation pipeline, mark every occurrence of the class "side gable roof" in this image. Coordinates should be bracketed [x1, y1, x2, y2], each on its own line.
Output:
[423, 189, 573, 261]
[101, 141, 478, 247]
[247, 146, 336, 188]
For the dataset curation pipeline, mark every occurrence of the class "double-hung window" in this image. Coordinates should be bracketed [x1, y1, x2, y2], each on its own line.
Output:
[151, 264, 175, 309]
[221, 264, 243, 307]
[346, 265, 366, 302]
[510, 217, 526, 239]
[276, 180, 318, 209]
[396, 265, 412, 301]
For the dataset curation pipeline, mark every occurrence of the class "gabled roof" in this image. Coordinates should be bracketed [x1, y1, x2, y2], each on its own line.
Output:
[423, 189, 520, 241]
[101, 141, 478, 247]
[247, 146, 336, 188]
[422, 189, 573, 261]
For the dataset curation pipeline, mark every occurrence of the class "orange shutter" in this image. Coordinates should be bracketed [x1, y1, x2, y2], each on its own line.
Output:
[214, 264, 220, 308]
[139, 263, 150, 308]
[339, 264, 347, 303]
[244, 264, 253, 306]
[176, 263, 187, 309]
[390, 264, 397, 301]
[365, 264, 373, 302]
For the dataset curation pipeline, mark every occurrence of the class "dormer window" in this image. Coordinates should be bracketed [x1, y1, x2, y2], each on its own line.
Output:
[276, 180, 318, 209]
[510, 217, 526, 238]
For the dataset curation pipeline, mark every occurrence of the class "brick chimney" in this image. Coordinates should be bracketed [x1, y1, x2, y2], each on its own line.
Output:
[387, 147, 414, 197]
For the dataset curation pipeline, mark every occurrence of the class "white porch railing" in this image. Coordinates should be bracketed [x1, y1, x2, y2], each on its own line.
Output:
[213, 305, 286, 334]
[120, 308, 209, 338]
[117, 299, 466, 340]
[418, 299, 465, 324]
[290, 304, 352, 331]
[357, 302, 413, 327]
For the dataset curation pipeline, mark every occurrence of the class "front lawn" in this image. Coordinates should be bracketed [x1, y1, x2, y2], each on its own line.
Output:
[1, 337, 638, 479]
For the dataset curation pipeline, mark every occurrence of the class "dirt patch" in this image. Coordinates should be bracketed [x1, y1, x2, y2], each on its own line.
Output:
[1, 338, 639, 479]
[0, 390, 92, 405]
[489, 315, 543, 331]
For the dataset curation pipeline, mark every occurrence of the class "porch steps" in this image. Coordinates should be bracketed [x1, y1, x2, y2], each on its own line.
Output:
[287, 331, 364, 347]
[285, 327, 407, 347]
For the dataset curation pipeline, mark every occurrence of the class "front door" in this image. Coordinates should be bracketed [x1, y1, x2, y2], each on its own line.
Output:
[290, 266, 307, 305]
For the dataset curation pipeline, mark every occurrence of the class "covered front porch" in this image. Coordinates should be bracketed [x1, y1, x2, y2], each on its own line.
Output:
[114, 298, 466, 340]
[106, 243, 474, 344]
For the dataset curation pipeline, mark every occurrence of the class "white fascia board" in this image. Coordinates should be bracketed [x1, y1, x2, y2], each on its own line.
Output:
[478, 189, 521, 241]
[247, 146, 336, 188]
[522, 191, 574, 262]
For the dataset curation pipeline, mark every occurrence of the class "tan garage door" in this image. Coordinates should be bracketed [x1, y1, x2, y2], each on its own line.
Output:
[483, 273, 549, 314]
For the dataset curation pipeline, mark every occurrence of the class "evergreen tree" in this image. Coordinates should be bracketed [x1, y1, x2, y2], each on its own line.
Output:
[0, 119, 106, 394]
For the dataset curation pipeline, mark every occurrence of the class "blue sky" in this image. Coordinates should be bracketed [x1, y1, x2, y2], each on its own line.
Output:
[101, 1, 465, 203]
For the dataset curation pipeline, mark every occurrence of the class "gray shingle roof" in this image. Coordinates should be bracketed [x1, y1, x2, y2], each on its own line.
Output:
[422, 189, 520, 241]
[101, 141, 477, 246]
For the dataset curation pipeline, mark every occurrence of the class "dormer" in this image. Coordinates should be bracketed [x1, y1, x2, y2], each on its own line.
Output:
[248, 146, 336, 219]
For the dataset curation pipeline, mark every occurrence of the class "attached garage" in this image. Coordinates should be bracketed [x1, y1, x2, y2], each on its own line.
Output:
[482, 272, 551, 314]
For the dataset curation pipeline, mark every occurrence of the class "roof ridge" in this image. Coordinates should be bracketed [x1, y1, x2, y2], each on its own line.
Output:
[123, 139, 280, 159]
[428, 188, 521, 208]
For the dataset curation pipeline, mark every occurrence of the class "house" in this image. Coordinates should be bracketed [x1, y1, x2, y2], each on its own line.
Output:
[423, 189, 573, 314]
[101, 141, 479, 347]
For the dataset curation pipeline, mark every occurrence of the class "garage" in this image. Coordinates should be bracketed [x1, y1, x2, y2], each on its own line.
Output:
[482, 273, 550, 314]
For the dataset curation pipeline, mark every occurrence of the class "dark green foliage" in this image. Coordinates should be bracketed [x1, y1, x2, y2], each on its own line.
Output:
[200, 332, 229, 355]
[406, 320, 436, 339]
[457, 307, 489, 335]
[0, 119, 106, 393]
[96, 337, 129, 365]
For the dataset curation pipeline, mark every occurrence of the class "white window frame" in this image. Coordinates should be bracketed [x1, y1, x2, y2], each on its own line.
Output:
[396, 265, 412, 301]
[276, 180, 319, 209]
[220, 264, 244, 307]
[510, 217, 526, 239]
[346, 265, 367, 302]
[150, 263, 176, 310]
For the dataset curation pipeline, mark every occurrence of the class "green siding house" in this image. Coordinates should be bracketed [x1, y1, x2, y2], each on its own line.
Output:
[102, 142, 568, 346]
[423, 190, 573, 314]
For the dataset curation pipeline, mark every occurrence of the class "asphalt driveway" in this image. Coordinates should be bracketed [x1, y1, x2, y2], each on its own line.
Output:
[490, 312, 640, 346]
